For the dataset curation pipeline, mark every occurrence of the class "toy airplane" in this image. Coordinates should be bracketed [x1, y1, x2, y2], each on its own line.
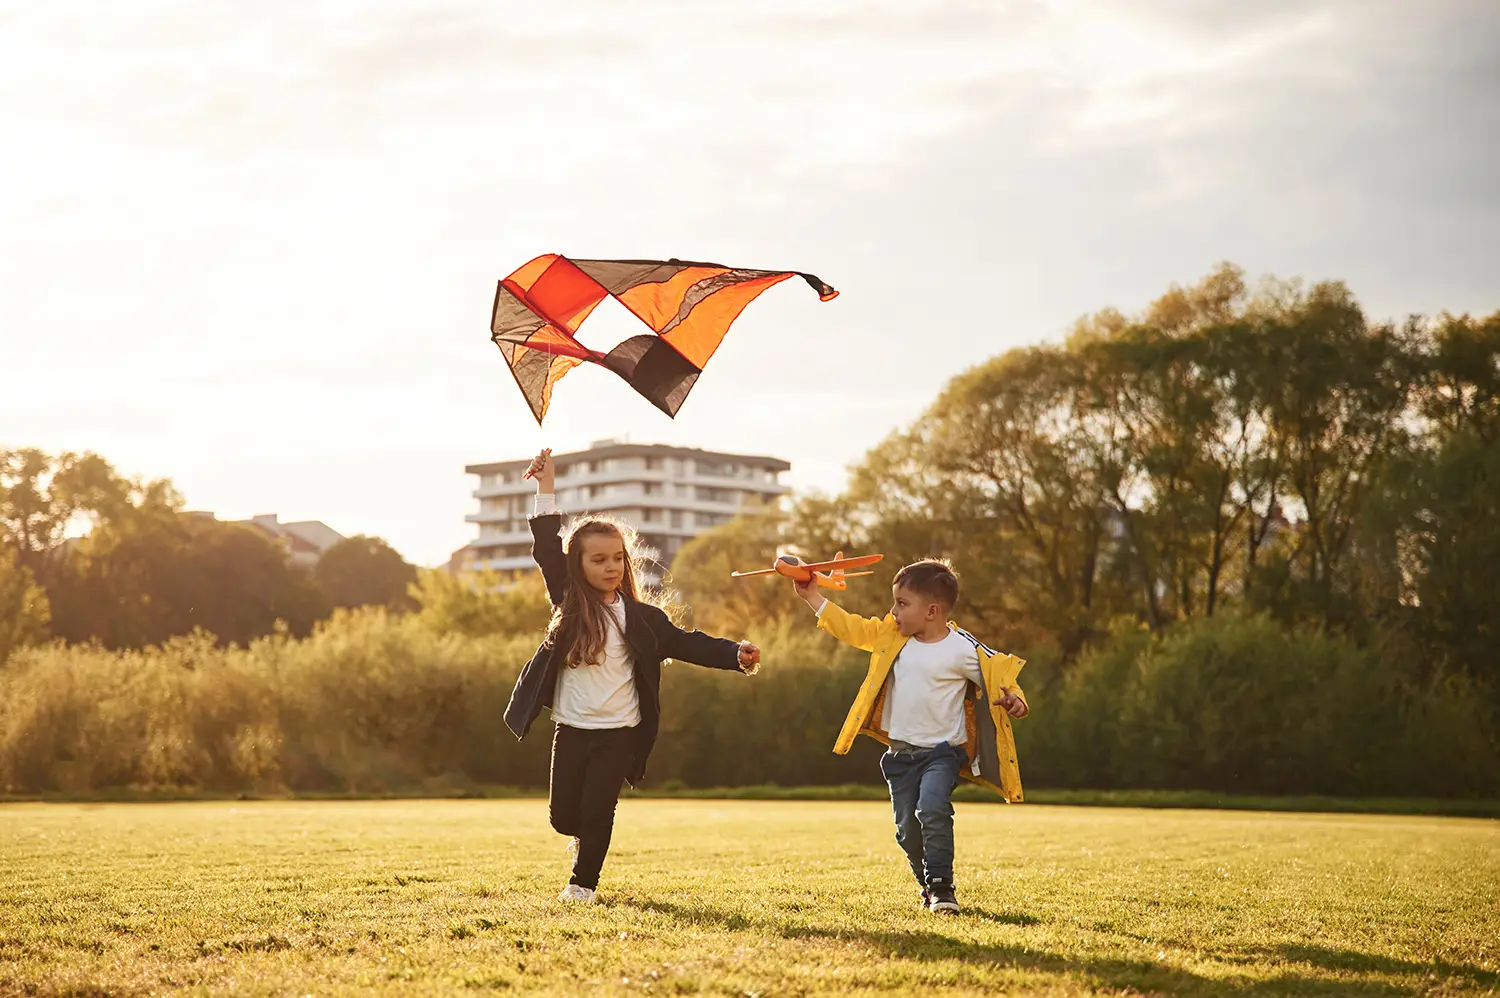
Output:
[730, 552, 883, 590]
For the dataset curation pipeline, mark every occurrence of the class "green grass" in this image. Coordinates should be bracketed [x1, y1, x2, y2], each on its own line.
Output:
[1, 801, 1496, 996]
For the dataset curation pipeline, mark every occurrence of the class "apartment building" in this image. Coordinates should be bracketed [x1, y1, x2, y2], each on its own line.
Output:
[463, 440, 790, 579]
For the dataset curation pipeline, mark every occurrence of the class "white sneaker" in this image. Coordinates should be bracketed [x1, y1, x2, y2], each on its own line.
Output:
[558, 883, 596, 903]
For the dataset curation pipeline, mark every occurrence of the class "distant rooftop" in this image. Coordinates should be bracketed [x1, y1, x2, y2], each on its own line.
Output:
[466, 440, 791, 475]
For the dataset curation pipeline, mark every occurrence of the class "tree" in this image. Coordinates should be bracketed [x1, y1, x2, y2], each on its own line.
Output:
[1388, 311, 1500, 688]
[183, 519, 329, 645]
[50, 513, 328, 648]
[1249, 284, 1417, 631]
[670, 504, 805, 637]
[0, 448, 156, 587]
[315, 536, 418, 613]
[841, 344, 1120, 659]
[0, 545, 50, 664]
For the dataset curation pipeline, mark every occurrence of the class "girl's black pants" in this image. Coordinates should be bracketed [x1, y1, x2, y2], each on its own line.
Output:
[549, 723, 636, 890]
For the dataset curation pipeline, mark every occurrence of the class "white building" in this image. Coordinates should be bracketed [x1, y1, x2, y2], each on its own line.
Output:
[463, 440, 790, 578]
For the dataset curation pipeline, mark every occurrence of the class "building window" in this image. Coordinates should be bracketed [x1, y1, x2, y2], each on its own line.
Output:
[644, 481, 662, 496]
[696, 486, 733, 503]
[645, 456, 663, 471]
[670, 510, 683, 529]
[643, 508, 660, 523]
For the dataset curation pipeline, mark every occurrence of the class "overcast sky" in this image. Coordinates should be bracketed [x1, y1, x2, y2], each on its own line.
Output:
[4, 0, 1497, 566]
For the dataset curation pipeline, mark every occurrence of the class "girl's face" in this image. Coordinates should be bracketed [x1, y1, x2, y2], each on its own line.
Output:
[578, 532, 626, 596]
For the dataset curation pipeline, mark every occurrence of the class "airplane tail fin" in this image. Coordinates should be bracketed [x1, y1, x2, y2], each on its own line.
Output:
[817, 551, 850, 590]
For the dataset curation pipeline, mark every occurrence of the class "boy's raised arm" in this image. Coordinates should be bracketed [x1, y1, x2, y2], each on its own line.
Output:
[793, 577, 884, 652]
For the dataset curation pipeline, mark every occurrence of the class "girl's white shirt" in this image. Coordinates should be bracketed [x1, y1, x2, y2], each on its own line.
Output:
[552, 595, 641, 729]
[534, 492, 642, 730]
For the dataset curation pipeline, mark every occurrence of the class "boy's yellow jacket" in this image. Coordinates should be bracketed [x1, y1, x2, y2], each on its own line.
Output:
[818, 600, 1029, 802]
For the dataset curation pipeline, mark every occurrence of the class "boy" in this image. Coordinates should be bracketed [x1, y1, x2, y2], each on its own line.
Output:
[793, 559, 1029, 915]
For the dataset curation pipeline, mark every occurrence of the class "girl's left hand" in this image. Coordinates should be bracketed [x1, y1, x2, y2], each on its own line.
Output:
[737, 641, 761, 674]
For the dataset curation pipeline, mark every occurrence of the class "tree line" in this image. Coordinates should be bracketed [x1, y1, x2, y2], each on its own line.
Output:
[0, 448, 418, 659]
[674, 265, 1499, 701]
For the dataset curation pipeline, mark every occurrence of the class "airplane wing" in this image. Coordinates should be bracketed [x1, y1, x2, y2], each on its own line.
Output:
[730, 568, 781, 578]
[800, 554, 884, 572]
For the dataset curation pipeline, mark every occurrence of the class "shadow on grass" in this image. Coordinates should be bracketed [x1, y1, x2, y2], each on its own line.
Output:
[620, 898, 1466, 996]
[1113, 928, 1499, 992]
[1252, 943, 1494, 988]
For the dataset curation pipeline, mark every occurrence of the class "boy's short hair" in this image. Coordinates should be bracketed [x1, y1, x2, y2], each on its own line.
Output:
[893, 559, 960, 610]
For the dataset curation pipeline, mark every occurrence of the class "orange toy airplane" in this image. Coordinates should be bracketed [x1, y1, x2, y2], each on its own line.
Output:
[730, 552, 883, 591]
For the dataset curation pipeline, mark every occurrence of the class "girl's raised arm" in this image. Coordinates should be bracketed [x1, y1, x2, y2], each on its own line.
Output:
[525, 449, 568, 606]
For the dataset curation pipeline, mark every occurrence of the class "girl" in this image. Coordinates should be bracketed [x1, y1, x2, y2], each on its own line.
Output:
[503, 448, 761, 903]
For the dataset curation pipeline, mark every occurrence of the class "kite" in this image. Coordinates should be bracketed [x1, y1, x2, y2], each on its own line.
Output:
[491, 255, 837, 424]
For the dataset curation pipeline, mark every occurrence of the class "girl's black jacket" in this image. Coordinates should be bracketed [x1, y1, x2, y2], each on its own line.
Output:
[502, 512, 745, 786]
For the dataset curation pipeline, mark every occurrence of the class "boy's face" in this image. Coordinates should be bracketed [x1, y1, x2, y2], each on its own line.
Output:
[890, 583, 944, 636]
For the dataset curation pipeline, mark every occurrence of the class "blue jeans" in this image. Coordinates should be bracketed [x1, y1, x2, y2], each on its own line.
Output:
[879, 742, 965, 888]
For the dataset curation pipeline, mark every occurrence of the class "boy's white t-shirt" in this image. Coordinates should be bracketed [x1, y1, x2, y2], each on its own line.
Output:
[552, 596, 641, 729]
[532, 493, 641, 729]
[879, 629, 983, 748]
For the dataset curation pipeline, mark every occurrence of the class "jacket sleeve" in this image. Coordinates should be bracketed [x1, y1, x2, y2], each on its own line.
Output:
[657, 613, 743, 672]
[815, 599, 890, 653]
[529, 513, 568, 607]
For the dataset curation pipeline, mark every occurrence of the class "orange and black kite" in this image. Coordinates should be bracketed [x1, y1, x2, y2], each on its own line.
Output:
[491, 255, 837, 424]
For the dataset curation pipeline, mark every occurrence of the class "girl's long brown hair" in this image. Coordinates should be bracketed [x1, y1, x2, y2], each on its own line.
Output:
[546, 516, 645, 668]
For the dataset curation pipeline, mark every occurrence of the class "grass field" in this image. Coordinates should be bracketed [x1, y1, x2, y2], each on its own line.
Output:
[1, 800, 1495, 996]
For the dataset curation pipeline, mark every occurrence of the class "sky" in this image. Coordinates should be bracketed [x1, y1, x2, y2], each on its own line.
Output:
[3, 0, 1497, 567]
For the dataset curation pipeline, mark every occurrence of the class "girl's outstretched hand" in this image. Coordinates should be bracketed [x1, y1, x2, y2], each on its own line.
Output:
[737, 641, 761, 675]
[524, 448, 553, 491]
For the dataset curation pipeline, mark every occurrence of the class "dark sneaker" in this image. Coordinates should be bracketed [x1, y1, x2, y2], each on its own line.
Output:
[927, 881, 959, 914]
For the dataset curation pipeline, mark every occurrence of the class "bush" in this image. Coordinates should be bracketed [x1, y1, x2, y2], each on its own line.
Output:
[1020, 613, 1500, 797]
[0, 605, 1493, 799]
[0, 612, 541, 795]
